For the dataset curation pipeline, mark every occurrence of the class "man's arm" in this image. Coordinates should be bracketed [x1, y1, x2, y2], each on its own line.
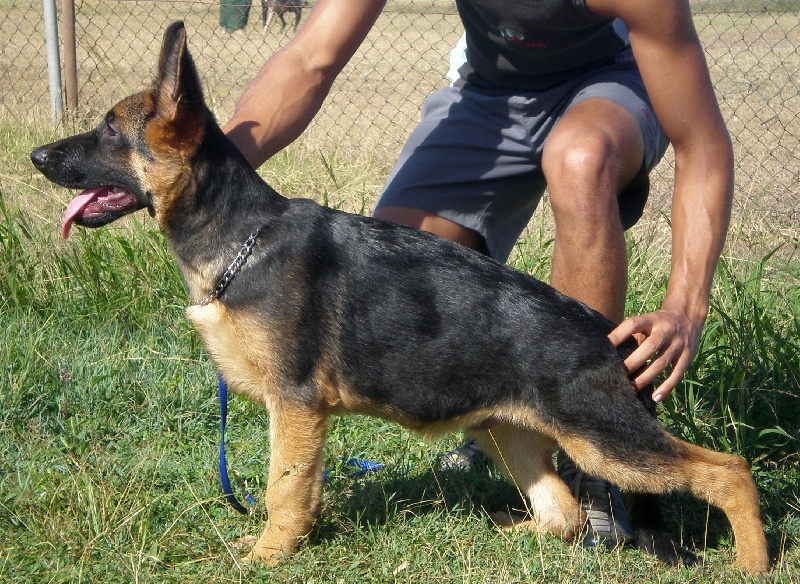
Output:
[589, 0, 734, 401]
[223, 0, 386, 168]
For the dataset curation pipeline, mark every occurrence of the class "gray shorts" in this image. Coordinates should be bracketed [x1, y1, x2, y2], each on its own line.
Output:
[374, 48, 669, 262]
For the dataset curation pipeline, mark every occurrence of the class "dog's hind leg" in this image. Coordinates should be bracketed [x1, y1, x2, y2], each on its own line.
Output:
[673, 441, 769, 574]
[628, 387, 698, 566]
[562, 436, 769, 574]
[246, 400, 327, 565]
[472, 425, 585, 539]
[627, 492, 698, 566]
[293, 9, 302, 33]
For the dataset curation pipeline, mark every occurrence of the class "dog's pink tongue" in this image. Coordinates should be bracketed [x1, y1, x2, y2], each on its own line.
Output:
[61, 187, 105, 239]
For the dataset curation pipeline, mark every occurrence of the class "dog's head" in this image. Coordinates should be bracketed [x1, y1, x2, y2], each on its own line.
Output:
[31, 22, 207, 238]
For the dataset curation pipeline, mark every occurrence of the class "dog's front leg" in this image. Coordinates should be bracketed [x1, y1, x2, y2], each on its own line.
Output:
[263, 7, 276, 32]
[247, 400, 327, 565]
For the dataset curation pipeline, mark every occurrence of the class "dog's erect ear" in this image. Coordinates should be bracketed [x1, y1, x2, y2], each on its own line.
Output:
[152, 22, 205, 140]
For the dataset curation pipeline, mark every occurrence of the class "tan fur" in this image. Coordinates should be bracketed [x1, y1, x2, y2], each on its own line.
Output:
[187, 301, 326, 563]
[677, 442, 769, 572]
[186, 303, 281, 409]
[249, 400, 327, 564]
[475, 424, 584, 538]
[141, 120, 199, 230]
[557, 435, 686, 493]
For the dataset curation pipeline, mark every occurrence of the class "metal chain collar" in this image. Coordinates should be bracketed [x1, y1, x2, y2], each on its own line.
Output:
[200, 226, 264, 306]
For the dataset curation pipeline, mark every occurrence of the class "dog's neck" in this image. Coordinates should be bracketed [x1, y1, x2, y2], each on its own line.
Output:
[164, 117, 289, 305]
[199, 224, 266, 306]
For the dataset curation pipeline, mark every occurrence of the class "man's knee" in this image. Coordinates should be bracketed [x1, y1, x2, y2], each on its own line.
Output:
[545, 129, 642, 230]
[543, 100, 645, 226]
[544, 127, 619, 182]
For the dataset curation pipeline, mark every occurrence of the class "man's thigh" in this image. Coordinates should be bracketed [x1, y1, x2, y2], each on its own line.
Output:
[374, 85, 548, 262]
[375, 54, 669, 259]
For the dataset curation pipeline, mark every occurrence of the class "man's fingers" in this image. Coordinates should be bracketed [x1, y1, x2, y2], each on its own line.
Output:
[626, 338, 690, 400]
[607, 316, 646, 347]
[620, 327, 667, 374]
[626, 347, 671, 388]
[609, 308, 704, 400]
[622, 344, 653, 376]
[626, 358, 658, 388]
[652, 355, 691, 402]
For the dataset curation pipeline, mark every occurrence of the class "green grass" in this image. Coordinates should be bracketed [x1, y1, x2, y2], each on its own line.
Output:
[1, 128, 799, 582]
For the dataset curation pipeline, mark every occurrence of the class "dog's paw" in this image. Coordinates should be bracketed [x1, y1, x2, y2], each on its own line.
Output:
[234, 535, 293, 566]
[234, 534, 258, 555]
[634, 527, 700, 567]
[233, 534, 260, 566]
[489, 510, 535, 531]
[239, 553, 282, 567]
[243, 549, 288, 567]
[235, 534, 286, 566]
[238, 550, 284, 567]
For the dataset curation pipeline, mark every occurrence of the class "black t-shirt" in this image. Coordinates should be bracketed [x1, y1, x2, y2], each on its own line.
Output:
[454, 0, 629, 90]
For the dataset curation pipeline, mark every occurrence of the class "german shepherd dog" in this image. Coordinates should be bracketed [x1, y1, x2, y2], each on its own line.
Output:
[261, 0, 303, 33]
[31, 22, 769, 573]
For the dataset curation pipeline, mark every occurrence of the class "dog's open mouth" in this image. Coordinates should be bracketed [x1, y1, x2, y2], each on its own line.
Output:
[62, 186, 145, 239]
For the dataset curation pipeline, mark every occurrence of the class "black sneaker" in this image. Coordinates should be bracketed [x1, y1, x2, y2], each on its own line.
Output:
[438, 438, 488, 472]
[556, 450, 634, 548]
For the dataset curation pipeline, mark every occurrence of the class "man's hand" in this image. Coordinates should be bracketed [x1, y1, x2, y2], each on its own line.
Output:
[608, 307, 705, 402]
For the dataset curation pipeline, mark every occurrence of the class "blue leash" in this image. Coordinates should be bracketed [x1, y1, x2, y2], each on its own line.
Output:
[217, 373, 384, 514]
[218, 373, 256, 514]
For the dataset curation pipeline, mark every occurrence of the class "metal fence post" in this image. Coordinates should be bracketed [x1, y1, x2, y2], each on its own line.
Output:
[62, 0, 78, 112]
[42, 0, 63, 125]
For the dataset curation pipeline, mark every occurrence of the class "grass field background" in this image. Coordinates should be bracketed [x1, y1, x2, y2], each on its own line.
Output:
[2, 2, 800, 582]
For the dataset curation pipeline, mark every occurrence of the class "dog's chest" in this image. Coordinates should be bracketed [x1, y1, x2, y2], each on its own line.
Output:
[185, 302, 281, 408]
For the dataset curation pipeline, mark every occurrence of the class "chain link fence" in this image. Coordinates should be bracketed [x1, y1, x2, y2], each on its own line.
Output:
[2, 0, 798, 240]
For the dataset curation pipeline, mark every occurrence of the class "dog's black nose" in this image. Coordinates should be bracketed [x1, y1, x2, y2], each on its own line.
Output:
[30, 147, 51, 170]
